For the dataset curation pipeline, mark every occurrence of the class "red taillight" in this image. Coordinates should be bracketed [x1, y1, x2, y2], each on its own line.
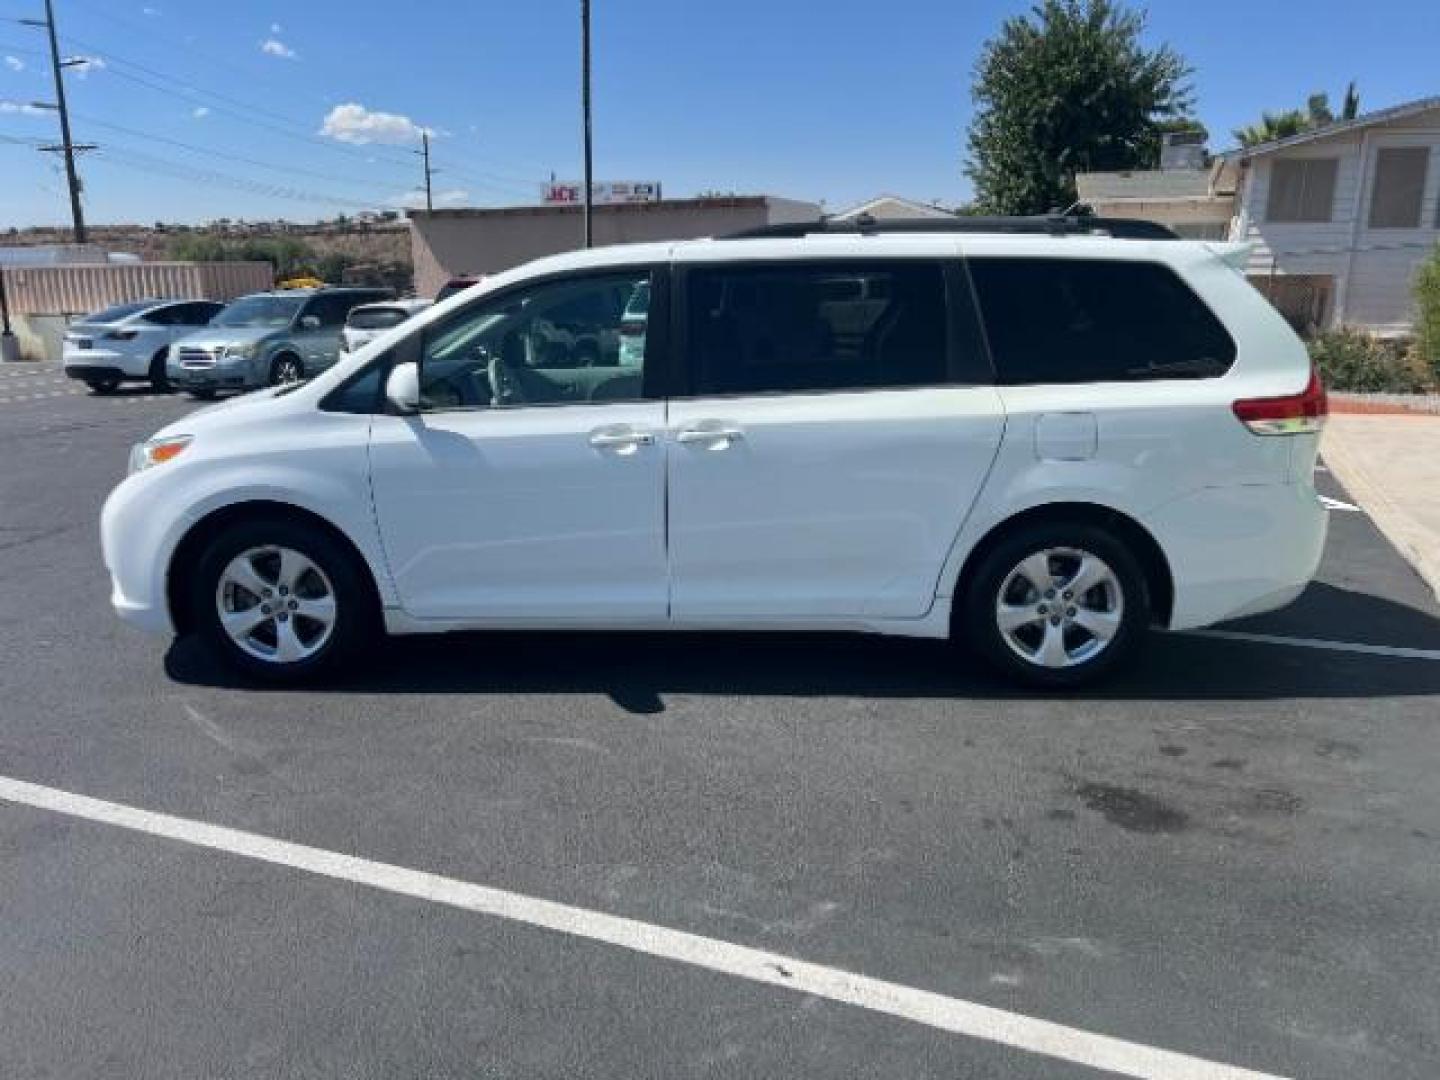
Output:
[1232, 366, 1328, 435]
[618, 319, 646, 337]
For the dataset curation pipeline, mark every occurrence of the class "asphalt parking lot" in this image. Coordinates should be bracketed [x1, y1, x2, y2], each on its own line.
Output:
[2, 363, 1439, 1079]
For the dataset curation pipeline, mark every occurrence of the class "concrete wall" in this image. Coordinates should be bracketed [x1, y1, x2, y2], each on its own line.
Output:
[2, 261, 273, 318]
[409, 197, 821, 298]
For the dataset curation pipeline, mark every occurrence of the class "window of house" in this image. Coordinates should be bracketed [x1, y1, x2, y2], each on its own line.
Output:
[1368, 147, 1430, 229]
[967, 258, 1237, 384]
[1265, 158, 1339, 223]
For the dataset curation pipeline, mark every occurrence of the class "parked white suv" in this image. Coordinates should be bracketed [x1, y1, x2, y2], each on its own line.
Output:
[101, 218, 1328, 687]
[63, 299, 224, 393]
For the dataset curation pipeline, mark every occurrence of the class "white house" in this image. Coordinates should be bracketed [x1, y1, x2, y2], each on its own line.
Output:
[1215, 95, 1440, 333]
[828, 195, 954, 221]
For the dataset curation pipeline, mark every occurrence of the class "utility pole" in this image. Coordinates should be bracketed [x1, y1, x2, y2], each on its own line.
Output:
[580, 0, 593, 248]
[21, 0, 88, 243]
[420, 129, 433, 213]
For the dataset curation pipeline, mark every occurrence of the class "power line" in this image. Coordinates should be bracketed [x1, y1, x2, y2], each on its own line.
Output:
[72, 112, 413, 195]
[56, 30, 541, 191]
[91, 144, 384, 210]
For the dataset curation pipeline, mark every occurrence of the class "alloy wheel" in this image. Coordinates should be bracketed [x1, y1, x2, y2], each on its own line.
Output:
[215, 545, 337, 664]
[995, 547, 1124, 669]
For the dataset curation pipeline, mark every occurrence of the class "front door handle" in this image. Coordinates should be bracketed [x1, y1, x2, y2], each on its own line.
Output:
[588, 426, 656, 451]
[675, 423, 745, 446]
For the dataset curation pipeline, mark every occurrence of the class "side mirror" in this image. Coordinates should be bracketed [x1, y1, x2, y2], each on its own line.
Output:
[299, 314, 321, 330]
[384, 361, 421, 414]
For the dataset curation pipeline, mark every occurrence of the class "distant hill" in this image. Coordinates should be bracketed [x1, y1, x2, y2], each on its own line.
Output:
[3, 220, 413, 292]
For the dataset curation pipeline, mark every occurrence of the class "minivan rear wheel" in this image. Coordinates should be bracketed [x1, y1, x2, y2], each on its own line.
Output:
[961, 522, 1149, 688]
[189, 518, 373, 683]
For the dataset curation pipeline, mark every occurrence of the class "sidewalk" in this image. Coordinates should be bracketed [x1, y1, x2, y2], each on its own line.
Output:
[1322, 413, 1440, 601]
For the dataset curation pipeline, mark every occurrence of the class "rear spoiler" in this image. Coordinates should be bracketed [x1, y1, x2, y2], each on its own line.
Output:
[1204, 241, 1255, 272]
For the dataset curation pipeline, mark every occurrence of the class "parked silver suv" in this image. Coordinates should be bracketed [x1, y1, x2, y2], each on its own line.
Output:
[167, 287, 391, 398]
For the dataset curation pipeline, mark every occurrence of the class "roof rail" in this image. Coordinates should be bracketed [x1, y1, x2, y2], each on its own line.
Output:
[723, 214, 1180, 241]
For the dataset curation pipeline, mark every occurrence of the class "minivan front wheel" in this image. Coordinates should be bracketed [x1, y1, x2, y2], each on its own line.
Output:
[269, 354, 304, 386]
[190, 519, 372, 682]
[962, 523, 1149, 688]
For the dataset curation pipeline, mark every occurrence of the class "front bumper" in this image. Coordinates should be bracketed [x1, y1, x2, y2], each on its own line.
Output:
[101, 471, 180, 637]
[1149, 481, 1328, 630]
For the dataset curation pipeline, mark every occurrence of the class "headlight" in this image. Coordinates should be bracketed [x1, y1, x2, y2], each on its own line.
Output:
[128, 435, 193, 475]
[222, 342, 259, 360]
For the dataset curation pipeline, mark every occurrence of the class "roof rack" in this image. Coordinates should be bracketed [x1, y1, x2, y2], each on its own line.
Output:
[722, 214, 1179, 241]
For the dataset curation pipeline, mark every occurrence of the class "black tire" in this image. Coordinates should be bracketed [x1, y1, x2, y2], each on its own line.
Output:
[187, 388, 217, 400]
[148, 350, 173, 393]
[188, 517, 376, 684]
[960, 521, 1150, 689]
[269, 353, 304, 386]
[86, 377, 120, 395]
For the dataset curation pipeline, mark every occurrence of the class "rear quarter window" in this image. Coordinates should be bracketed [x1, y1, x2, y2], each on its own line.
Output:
[967, 258, 1236, 384]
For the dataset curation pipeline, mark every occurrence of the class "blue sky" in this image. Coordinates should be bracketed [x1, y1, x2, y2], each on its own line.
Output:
[1, 0, 1437, 226]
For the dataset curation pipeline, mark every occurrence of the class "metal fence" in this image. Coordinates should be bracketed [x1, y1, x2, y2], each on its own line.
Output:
[2, 261, 273, 317]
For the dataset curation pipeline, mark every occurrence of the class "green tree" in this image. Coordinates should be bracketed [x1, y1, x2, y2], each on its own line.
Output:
[1415, 245, 1440, 376]
[965, 0, 1192, 215]
[1341, 81, 1361, 121]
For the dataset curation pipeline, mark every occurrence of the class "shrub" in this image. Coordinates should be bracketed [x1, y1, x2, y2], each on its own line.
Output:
[1308, 327, 1437, 394]
[1415, 245, 1440, 377]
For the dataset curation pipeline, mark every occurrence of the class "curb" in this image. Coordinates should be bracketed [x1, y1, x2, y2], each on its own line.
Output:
[1322, 419, 1440, 603]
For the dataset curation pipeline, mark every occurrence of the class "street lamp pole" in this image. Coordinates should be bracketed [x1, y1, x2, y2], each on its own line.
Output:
[581, 0, 593, 248]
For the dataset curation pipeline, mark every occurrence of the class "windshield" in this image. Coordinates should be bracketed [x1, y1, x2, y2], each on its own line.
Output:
[348, 306, 412, 331]
[212, 296, 304, 328]
[86, 301, 153, 324]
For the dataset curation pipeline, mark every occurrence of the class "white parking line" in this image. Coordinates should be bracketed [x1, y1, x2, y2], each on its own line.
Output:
[0, 774, 1287, 1080]
[1190, 629, 1440, 661]
[1319, 495, 1363, 513]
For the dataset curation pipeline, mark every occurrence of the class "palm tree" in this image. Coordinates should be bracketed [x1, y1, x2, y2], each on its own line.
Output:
[1232, 87, 1357, 148]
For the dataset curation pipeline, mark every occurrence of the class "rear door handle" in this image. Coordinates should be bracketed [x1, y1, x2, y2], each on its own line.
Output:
[675, 424, 745, 445]
[588, 426, 656, 451]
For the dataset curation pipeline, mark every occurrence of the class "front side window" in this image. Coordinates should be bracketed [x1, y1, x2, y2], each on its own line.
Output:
[304, 294, 363, 328]
[1265, 158, 1339, 223]
[968, 258, 1236, 385]
[685, 261, 947, 396]
[1368, 147, 1430, 229]
[418, 271, 653, 411]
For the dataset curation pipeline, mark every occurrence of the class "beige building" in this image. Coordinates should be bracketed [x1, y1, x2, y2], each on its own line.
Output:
[408, 195, 821, 297]
[1075, 168, 1235, 240]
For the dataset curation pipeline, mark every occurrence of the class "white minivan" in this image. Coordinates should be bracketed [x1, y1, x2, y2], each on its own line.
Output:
[101, 218, 1328, 687]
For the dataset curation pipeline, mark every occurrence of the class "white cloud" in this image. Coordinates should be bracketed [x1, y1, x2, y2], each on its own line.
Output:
[0, 101, 46, 114]
[260, 38, 296, 60]
[270, 22, 283, 33]
[321, 102, 426, 145]
[4, 55, 24, 72]
[142, 6, 161, 15]
[192, 106, 210, 119]
[387, 188, 468, 209]
[68, 55, 106, 78]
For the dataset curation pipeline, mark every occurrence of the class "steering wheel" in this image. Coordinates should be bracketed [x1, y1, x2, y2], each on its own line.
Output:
[487, 353, 525, 407]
